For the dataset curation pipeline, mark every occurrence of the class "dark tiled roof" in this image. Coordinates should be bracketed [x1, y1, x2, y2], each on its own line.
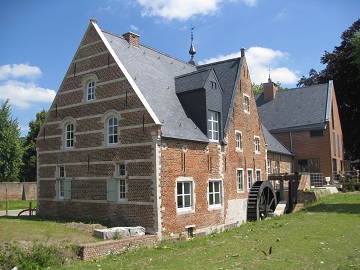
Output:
[102, 30, 209, 142]
[262, 124, 293, 155]
[256, 83, 330, 133]
[175, 69, 212, 94]
[197, 58, 242, 133]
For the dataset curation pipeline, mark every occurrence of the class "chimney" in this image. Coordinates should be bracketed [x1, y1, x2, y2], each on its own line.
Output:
[122, 32, 140, 47]
[263, 81, 278, 101]
[241, 48, 245, 57]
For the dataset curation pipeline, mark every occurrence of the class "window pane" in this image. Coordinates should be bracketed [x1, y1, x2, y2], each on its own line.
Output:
[209, 182, 213, 192]
[209, 194, 214, 205]
[184, 194, 191, 207]
[177, 196, 183, 207]
[215, 193, 220, 204]
[214, 182, 220, 192]
[184, 182, 190, 194]
[177, 183, 182, 194]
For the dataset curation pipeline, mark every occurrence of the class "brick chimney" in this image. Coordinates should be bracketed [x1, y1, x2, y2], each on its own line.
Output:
[122, 32, 140, 47]
[263, 81, 278, 101]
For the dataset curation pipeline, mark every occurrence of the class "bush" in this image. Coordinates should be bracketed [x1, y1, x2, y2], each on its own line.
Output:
[0, 242, 74, 269]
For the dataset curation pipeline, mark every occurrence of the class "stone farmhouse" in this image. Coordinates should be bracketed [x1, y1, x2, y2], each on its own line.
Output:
[256, 80, 344, 186]
[36, 19, 341, 237]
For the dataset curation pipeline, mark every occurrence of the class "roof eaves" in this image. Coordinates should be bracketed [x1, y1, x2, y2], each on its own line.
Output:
[93, 22, 161, 125]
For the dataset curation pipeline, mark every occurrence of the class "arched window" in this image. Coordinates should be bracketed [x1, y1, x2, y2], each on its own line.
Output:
[65, 123, 74, 148]
[87, 81, 95, 101]
[108, 117, 118, 144]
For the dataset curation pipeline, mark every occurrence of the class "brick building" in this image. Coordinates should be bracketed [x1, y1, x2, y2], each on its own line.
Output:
[256, 80, 344, 186]
[37, 19, 292, 236]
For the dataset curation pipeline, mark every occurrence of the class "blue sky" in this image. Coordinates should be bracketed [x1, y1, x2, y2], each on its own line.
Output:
[0, 0, 359, 136]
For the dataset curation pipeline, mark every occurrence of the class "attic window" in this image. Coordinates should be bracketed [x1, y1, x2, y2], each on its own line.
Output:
[207, 111, 220, 142]
[244, 95, 250, 114]
[87, 81, 95, 101]
[210, 81, 217, 89]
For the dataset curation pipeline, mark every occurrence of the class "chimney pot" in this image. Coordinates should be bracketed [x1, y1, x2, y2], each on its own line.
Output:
[241, 48, 245, 57]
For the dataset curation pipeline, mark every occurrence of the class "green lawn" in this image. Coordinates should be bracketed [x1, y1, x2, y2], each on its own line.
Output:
[64, 193, 360, 270]
[0, 200, 36, 211]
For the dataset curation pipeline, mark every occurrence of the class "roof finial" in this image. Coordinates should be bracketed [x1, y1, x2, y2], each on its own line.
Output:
[268, 67, 272, 82]
[188, 25, 197, 65]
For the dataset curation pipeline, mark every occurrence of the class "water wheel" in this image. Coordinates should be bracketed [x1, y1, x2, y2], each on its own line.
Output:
[247, 181, 277, 221]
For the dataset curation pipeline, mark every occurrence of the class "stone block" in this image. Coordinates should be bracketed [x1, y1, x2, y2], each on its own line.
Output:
[93, 226, 145, 239]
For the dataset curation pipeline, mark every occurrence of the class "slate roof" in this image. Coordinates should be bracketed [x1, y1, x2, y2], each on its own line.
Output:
[255, 83, 331, 133]
[102, 30, 209, 142]
[262, 124, 293, 155]
[175, 69, 212, 94]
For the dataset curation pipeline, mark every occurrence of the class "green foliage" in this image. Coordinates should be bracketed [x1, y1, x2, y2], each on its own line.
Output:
[299, 19, 360, 160]
[19, 109, 47, 182]
[0, 100, 23, 182]
[0, 242, 69, 269]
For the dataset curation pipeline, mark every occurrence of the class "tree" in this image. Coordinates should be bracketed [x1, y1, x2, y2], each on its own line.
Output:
[296, 69, 320, 87]
[252, 81, 288, 93]
[20, 109, 47, 182]
[0, 100, 23, 182]
[298, 19, 360, 159]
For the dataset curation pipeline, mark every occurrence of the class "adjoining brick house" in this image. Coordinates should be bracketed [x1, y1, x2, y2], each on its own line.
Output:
[38, 19, 292, 236]
[256, 80, 344, 186]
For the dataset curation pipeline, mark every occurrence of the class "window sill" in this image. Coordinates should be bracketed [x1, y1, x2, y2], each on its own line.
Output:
[236, 148, 243, 152]
[237, 189, 245, 193]
[177, 208, 194, 215]
[208, 205, 222, 211]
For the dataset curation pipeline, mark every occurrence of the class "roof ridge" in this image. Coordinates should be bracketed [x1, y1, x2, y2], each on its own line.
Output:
[198, 56, 242, 67]
[175, 68, 212, 79]
[101, 28, 195, 68]
[285, 82, 329, 92]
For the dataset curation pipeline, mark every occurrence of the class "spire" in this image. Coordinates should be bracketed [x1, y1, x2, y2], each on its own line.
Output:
[188, 25, 197, 65]
[268, 67, 272, 82]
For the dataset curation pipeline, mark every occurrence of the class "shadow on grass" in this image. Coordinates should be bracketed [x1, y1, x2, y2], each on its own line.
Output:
[304, 203, 360, 214]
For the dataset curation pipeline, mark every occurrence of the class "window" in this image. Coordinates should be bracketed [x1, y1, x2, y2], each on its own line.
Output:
[337, 134, 340, 157]
[65, 123, 74, 148]
[274, 161, 280, 174]
[254, 136, 260, 153]
[108, 117, 118, 144]
[333, 131, 336, 156]
[115, 163, 126, 200]
[256, 170, 261, 181]
[56, 165, 71, 200]
[87, 81, 95, 101]
[236, 131, 242, 151]
[209, 180, 222, 207]
[244, 95, 250, 113]
[177, 181, 193, 210]
[247, 169, 253, 189]
[210, 81, 217, 89]
[310, 130, 323, 137]
[267, 159, 271, 175]
[237, 169, 244, 191]
[207, 111, 219, 142]
[115, 163, 126, 178]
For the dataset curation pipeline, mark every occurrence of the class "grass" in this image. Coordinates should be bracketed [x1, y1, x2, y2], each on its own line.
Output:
[0, 200, 37, 211]
[64, 193, 360, 270]
[0, 216, 101, 247]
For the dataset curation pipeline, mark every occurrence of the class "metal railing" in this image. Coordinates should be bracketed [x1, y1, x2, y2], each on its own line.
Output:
[333, 171, 359, 183]
[309, 173, 324, 187]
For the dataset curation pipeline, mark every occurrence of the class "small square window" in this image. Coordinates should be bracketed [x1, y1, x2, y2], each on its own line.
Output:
[210, 81, 217, 89]
[177, 181, 192, 210]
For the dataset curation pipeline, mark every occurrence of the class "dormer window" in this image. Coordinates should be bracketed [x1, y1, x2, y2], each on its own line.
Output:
[207, 110, 219, 142]
[87, 81, 95, 101]
[210, 81, 217, 89]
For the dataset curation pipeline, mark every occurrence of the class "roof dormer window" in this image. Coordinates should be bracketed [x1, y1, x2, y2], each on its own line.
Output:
[210, 81, 217, 89]
[207, 110, 220, 142]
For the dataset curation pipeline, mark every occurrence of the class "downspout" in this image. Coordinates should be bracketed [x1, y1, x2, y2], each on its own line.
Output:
[290, 131, 295, 172]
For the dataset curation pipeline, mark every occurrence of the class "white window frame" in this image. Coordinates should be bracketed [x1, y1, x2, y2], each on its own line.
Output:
[208, 179, 222, 208]
[267, 159, 271, 175]
[237, 169, 244, 192]
[247, 169, 253, 190]
[107, 117, 118, 145]
[244, 94, 250, 114]
[87, 81, 95, 101]
[207, 110, 220, 142]
[256, 169, 261, 182]
[176, 178, 194, 213]
[254, 136, 260, 154]
[115, 163, 126, 201]
[235, 131, 243, 151]
[65, 123, 74, 149]
[56, 165, 71, 200]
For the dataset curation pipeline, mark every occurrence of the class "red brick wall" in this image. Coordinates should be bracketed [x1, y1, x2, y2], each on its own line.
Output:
[0, 182, 37, 200]
[159, 58, 267, 235]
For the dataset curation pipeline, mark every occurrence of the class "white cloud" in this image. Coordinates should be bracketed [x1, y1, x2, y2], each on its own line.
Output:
[0, 63, 42, 80]
[0, 80, 56, 109]
[130, 24, 139, 31]
[199, 46, 299, 85]
[137, 0, 221, 20]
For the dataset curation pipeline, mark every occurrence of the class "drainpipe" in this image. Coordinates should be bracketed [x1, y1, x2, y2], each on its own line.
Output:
[290, 132, 294, 172]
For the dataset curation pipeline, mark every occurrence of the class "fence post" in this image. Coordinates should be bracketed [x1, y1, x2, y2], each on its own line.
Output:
[30, 202, 32, 216]
[5, 188, 8, 216]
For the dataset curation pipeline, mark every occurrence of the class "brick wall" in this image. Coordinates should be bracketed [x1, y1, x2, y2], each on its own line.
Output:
[79, 235, 157, 260]
[0, 182, 37, 200]
[37, 23, 159, 232]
